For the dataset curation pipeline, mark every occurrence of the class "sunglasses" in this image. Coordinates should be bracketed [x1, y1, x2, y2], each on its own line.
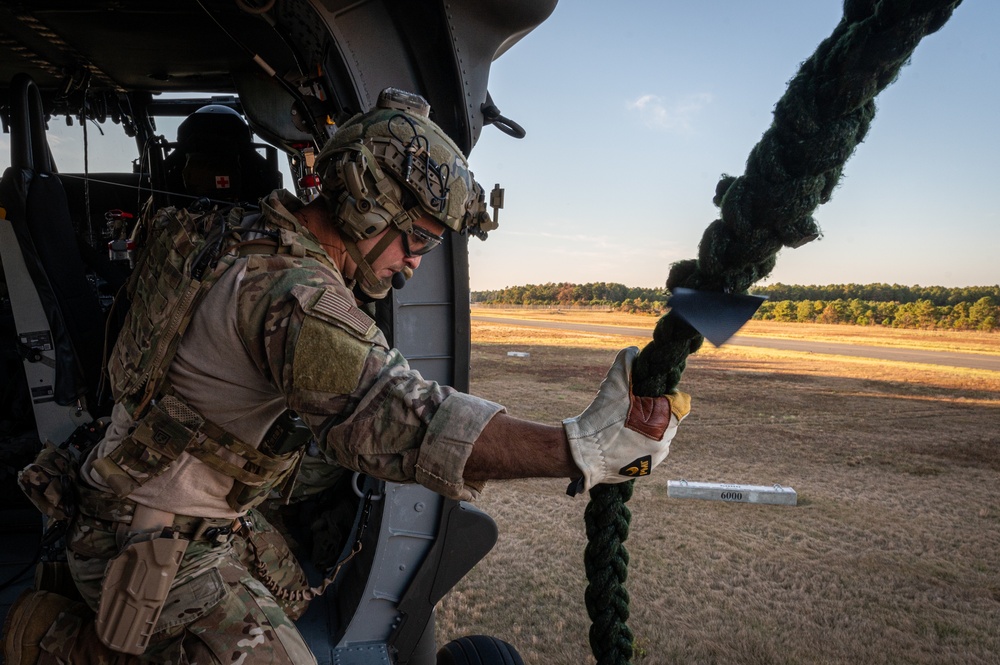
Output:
[400, 224, 445, 257]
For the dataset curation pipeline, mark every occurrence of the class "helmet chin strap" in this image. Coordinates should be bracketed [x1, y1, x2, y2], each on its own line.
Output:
[343, 226, 404, 301]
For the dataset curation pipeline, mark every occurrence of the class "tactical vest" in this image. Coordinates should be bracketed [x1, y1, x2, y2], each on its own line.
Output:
[96, 203, 326, 513]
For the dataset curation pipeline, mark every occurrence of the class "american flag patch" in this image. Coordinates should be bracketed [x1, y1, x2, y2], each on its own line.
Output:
[313, 289, 375, 336]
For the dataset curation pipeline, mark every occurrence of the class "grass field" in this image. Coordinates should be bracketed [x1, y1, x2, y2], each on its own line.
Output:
[471, 306, 1000, 355]
[435, 314, 1000, 664]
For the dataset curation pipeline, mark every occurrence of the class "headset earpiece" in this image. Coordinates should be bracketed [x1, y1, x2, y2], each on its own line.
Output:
[329, 149, 399, 240]
[341, 152, 370, 204]
[334, 191, 391, 239]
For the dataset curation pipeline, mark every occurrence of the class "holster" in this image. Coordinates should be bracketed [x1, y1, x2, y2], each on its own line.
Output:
[94, 533, 188, 655]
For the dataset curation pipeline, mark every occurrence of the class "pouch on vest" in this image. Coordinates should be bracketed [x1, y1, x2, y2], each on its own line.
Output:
[222, 430, 304, 513]
[17, 420, 110, 520]
[93, 395, 307, 512]
[18, 444, 79, 521]
[91, 400, 198, 498]
[226, 410, 313, 512]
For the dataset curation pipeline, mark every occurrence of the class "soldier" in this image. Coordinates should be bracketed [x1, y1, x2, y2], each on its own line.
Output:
[4, 89, 690, 664]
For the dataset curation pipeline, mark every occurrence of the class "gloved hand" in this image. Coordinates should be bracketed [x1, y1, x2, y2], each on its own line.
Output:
[564, 346, 690, 495]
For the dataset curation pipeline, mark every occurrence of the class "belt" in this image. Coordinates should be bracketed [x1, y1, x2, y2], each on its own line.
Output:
[75, 480, 244, 542]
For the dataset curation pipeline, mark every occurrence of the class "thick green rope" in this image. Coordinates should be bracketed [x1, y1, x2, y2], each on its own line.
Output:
[583, 2, 962, 663]
[584, 482, 635, 663]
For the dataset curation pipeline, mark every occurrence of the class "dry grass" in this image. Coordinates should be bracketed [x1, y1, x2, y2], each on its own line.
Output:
[435, 318, 1000, 664]
[471, 307, 1000, 355]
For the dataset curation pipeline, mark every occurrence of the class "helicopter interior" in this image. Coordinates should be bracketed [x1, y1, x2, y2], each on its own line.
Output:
[0, 1, 558, 663]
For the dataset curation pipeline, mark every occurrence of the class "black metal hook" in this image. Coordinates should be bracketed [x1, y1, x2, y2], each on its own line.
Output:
[481, 96, 525, 139]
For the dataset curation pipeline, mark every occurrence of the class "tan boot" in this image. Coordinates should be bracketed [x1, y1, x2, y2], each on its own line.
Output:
[2, 589, 85, 664]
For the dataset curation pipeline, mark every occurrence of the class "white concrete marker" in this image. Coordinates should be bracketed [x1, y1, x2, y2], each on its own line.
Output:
[667, 480, 797, 506]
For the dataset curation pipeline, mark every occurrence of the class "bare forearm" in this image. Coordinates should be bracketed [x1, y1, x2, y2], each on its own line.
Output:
[464, 412, 577, 482]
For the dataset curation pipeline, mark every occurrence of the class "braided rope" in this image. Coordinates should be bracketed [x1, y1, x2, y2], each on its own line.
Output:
[583, 2, 962, 663]
[585, 482, 635, 663]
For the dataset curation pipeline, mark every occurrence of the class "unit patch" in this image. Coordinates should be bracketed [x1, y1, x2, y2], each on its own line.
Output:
[293, 316, 370, 395]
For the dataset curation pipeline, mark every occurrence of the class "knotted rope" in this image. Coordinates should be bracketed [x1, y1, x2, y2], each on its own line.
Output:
[582, 2, 962, 662]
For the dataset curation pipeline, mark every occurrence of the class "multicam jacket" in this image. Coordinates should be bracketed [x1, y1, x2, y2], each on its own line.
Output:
[80, 190, 503, 518]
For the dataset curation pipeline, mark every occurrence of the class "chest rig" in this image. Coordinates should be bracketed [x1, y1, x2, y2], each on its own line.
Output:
[95, 203, 324, 513]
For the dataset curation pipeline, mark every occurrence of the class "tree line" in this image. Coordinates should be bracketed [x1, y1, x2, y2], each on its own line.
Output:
[471, 282, 1000, 331]
[472, 282, 669, 314]
[749, 283, 1000, 306]
[755, 297, 998, 330]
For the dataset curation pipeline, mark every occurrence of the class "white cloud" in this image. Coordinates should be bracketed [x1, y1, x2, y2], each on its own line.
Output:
[627, 93, 713, 132]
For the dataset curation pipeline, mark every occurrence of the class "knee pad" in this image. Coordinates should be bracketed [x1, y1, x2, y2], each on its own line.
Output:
[2, 589, 89, 665]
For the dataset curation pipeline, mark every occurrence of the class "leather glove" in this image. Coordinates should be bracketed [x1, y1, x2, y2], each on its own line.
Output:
[564, 346, 691, 495]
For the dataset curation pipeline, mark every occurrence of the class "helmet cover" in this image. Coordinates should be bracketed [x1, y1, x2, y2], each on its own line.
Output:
[315, 89, 496, 240]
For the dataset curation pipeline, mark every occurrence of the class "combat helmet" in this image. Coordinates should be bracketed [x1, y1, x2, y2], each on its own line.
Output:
[314, 88, 500, 299]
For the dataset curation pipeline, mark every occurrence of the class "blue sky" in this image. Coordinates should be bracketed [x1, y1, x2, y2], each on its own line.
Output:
[466, 0, 1000, 291]
[6, 1, 997, 292]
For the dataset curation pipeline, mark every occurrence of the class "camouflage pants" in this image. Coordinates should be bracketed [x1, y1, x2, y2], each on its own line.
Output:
[39, 510, 317, 664]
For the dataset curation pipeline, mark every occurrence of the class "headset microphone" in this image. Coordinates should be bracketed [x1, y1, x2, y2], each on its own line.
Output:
[392, 266, 413, 290]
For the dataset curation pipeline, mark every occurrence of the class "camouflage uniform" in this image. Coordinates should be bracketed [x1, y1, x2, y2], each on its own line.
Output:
[48, 508, 314, 664]
[34, 190, 504, 663]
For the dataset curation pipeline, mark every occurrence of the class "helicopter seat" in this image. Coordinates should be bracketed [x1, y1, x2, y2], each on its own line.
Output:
[0, 74, 105, 440]
[162, 105, 281, 208]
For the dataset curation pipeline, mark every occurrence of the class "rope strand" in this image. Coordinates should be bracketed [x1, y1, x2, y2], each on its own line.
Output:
[583, 2, 962, 662]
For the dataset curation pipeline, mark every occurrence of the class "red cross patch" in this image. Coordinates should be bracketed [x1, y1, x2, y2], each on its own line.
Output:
[215, 175, 231, 189]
